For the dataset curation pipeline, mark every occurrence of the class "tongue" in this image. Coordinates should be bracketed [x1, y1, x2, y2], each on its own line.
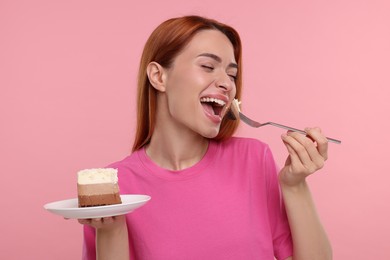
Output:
[201, 103, 215, 115]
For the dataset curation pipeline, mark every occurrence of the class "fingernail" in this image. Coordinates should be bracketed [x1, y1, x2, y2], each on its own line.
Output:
[304, 127, 311, 132]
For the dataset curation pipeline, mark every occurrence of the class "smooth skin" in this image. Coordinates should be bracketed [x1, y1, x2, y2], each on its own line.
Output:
[79, 30, 332, 260]
[78, 216, 129, 260]
[280, 128, 333, 260]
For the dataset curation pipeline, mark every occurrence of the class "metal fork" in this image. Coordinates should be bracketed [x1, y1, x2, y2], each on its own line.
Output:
[228, 100, 341, 144]
[238, 112, 341, 144]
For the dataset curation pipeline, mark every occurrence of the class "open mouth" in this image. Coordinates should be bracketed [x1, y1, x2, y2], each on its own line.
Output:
[200, 97, 226, 117]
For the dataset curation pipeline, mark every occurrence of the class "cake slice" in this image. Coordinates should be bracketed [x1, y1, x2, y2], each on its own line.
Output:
[230, 98, 241, 120]
[77, 168, 122, 207]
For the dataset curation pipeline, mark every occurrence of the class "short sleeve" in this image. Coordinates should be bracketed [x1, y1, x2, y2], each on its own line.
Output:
[81, 220, 96, 259]
[264, 147, 293, 260]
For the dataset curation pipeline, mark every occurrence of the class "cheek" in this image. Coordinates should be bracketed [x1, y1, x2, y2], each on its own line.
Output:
[165, 78, 195, 113]
[231, 86, 237, 97]
[167, 69, 209, 97]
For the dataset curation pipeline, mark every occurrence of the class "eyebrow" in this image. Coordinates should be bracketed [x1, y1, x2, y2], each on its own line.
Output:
[197, 53, 238, 69]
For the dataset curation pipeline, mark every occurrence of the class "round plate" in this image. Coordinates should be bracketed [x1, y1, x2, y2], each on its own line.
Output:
[44, 194, 151, 219]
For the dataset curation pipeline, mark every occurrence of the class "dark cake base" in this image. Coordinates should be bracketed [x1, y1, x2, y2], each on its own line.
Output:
[78, 193, 122, 207]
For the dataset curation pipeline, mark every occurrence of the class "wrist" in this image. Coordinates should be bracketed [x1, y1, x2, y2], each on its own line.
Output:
[95, 215, 127, 233]
[280, 180, 310, 195]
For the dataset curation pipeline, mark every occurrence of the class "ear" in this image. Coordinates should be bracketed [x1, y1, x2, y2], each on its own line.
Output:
[146, 62, 167, 92]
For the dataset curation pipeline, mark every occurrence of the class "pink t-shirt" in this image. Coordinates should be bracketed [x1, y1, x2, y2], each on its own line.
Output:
[82, 137, 293, 260]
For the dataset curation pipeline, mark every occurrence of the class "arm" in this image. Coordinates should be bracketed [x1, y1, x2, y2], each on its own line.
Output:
[79, 215, 130, 260]
[279, 127, 332, 260]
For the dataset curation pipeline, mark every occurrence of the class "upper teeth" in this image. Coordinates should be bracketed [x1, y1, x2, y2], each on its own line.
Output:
[200, 97, 226, 106]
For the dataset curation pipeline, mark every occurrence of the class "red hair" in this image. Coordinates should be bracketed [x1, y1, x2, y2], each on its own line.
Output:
[132, 16, 243, 151]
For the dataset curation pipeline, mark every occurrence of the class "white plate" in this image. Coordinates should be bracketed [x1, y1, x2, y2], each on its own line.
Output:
[44, 194, 151, 219]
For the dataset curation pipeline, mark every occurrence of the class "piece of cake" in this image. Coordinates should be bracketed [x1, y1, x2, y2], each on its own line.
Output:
[230, 98, 241, 120]
[77, 168, 122, 207]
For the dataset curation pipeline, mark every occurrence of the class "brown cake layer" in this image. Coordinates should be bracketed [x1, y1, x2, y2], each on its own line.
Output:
[78, 183, 120, 195]
[77, 183, 121, 207]
[78, 193, 121, 207]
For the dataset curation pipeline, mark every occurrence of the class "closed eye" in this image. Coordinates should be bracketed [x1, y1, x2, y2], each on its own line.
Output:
[229, 74, 237, 81]
[201, 65, 214, 71]
[201, 64, 236, 81]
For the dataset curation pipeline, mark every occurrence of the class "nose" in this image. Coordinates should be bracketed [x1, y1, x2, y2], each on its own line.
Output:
[215, 72, 234, 92]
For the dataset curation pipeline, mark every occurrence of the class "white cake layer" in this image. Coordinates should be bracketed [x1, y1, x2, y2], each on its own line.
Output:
[77, 168, 118, 185]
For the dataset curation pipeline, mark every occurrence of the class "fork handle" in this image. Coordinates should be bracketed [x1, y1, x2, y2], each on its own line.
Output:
[266, 122, 341, 144]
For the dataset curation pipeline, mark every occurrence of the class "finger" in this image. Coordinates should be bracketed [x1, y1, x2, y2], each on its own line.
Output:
[305, 127, 328, 160]
[284, 154, 291, 167]
[282, 140, 304, 173]
[289, 130, 326, 171]
[92, 218, 103, 223]
[282, 132, 312, 166]
[282, 134, 316, 176]
[102, 217, 114, 224]
[78, 219, 91, 225]
[284, 131, 325, 174]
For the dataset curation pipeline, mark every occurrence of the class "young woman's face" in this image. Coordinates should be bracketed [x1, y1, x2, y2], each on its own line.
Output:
[163, 29, 238, 138]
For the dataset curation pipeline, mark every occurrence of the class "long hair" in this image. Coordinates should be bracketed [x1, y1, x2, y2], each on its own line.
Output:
[132, 15, 243, 152]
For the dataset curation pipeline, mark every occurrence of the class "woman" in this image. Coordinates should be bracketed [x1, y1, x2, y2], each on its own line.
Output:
[79, 15, 332, 260]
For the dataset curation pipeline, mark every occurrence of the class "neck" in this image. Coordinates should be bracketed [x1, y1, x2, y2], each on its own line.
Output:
[146, 124, 209, 171]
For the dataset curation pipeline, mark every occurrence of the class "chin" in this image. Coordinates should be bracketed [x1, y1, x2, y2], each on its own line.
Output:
[200, 128, 220, 139]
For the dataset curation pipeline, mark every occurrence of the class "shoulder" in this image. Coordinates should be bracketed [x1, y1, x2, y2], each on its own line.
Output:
[216, 137, 279, 184]
[105, 151, 140, 175]
[219, 136, 270, 153]
[215, 136, 273, 163]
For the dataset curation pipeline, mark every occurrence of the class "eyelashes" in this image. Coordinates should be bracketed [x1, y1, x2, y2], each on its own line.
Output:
[229, 75, 237, 81]
[201, 65, 214, 70]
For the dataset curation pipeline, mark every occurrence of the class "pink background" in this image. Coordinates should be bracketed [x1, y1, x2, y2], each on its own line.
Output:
[1, 0, 389, 259]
